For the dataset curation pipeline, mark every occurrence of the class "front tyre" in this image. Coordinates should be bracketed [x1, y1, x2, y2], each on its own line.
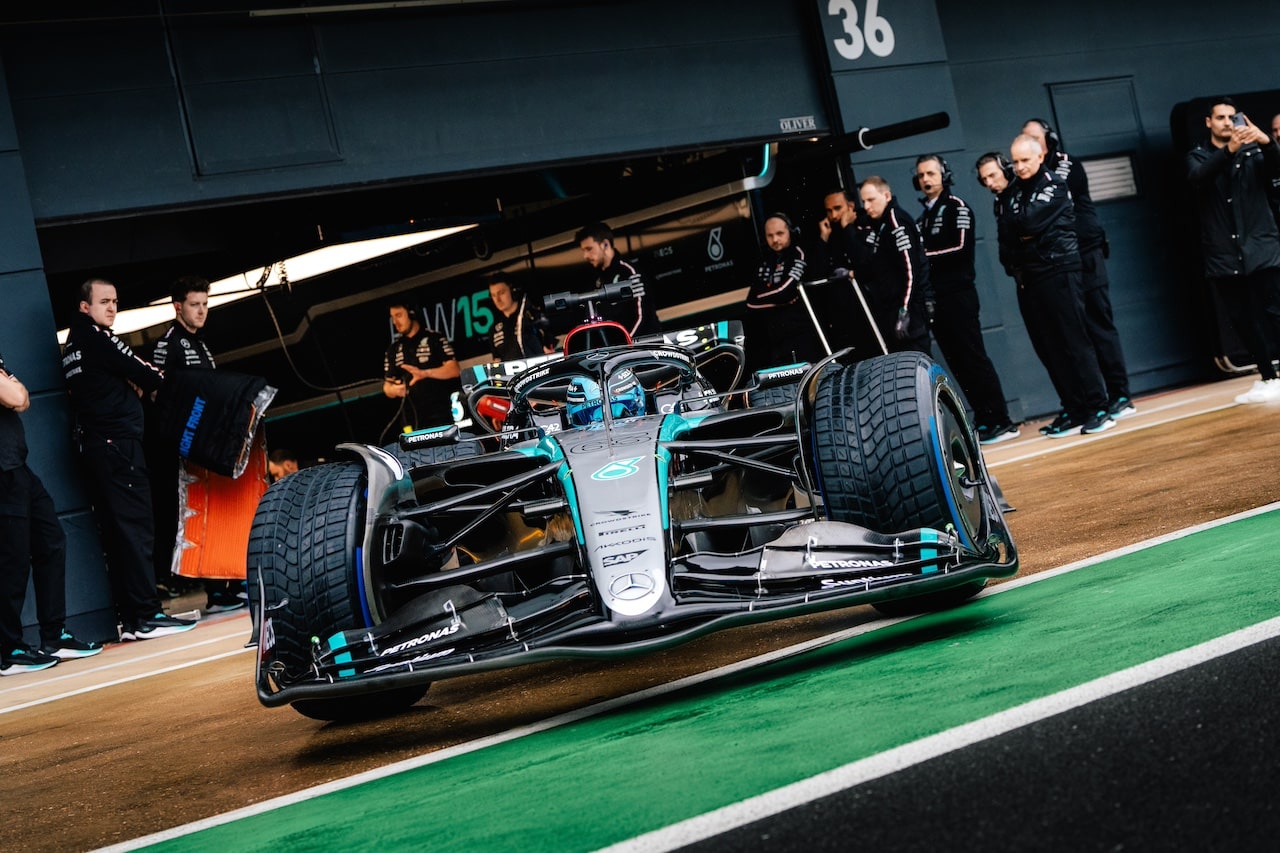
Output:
[813, 352, 990, 615]
[247, 462, 427, 721]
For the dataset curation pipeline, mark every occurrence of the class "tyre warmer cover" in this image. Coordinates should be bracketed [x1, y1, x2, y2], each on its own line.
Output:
[155, 369, 277, 478]
[172, 429, 268, 580]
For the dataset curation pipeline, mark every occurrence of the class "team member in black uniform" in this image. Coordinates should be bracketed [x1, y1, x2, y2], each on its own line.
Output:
[381, 300, 462, 430]
[1186, 98, 1280, 403]
[810, 189, 873, 353]
[744, 213, 820, 369]
[488, 278, 553, 361]
[147, 276, 244, 613]
[1022, 119, 1135, 419]
[575, 222, 661, 338]
[1004, 138, 1113, 437]
[1, 352, 102, 674]
[61, 279, 196, 640]
[853, 177, 931, 354]
[914, 154, 1018, 444]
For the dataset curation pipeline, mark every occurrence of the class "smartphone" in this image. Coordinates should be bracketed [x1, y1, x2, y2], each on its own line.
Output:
[1232, 113, 1247, 128]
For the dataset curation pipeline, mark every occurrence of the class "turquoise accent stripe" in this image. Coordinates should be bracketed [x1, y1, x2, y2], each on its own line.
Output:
[921, 527, 939, 574]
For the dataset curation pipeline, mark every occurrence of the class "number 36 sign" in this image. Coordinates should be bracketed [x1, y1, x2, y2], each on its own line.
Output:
[819, 0, 947, 69]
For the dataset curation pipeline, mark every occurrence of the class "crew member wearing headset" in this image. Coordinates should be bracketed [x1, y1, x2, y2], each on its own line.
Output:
[914, 154, 1018, 444]
[744, 212, 821, 370]
[382, 300, 462, 430]
[853, 177, 932, 354]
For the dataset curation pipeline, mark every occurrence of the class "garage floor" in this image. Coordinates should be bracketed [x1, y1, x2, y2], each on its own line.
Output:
[3, 373, 1278, 851]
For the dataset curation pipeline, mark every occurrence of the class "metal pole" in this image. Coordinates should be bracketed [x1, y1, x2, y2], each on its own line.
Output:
[848, 276, 889, 356]
[796, 284, 832, 356]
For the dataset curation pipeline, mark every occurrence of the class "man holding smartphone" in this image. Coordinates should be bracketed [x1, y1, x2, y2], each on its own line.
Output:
[1186, 97, 1280, 403]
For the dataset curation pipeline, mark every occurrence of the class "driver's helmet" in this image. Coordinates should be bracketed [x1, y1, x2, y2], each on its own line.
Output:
[565, 369, 647, 427]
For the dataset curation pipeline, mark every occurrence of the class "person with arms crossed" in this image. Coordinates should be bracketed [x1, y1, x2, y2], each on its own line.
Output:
[1, 350, 102, 674]
[744, 213, 821, 369]
[62, 279, 196, 640]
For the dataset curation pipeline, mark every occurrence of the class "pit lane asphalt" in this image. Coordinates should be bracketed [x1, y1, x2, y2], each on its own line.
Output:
[3, 375, 1280, 851]
[681, 635, 1280, 853]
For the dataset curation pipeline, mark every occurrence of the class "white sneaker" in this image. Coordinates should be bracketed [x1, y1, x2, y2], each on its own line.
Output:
[1235, 378, 1280, 404]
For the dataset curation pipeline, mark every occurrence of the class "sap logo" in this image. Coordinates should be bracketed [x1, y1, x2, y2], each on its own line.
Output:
[601, 551, 645, 568]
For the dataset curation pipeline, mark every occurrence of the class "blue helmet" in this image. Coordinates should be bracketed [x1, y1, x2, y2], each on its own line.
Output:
[565, 369, 646, 427]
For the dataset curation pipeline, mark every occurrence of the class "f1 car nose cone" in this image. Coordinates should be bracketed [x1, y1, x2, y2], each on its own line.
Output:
[609, 572, 656, 600]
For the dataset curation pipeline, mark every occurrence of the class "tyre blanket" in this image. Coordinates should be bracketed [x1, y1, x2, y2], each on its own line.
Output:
[174, 429, 268, 580]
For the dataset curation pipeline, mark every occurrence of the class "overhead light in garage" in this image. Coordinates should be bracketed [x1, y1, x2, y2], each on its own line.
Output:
[57, 224, 474, 342]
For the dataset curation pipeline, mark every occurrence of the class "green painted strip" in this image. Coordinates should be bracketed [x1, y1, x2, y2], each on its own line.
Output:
[148, 510, 1280, 853]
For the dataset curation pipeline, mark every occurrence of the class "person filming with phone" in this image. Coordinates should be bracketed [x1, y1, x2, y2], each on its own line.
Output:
[1186, 97, 1280, 403]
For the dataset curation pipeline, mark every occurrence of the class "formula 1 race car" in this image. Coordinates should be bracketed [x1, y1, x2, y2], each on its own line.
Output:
[249, 284, 1018, 721]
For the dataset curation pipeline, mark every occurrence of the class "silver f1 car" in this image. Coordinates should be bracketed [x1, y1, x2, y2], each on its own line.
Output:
[250, 293, 1017, 721]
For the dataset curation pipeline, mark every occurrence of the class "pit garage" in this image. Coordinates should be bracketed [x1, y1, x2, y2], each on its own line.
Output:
[3, 0, 1279, 640]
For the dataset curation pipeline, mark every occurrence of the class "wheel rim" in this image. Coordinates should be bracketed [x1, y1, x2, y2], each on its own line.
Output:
[935, 384, 987, 549]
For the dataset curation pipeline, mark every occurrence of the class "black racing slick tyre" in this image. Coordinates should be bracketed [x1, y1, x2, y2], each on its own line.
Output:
[813, 352, 989, 615]
[247, 462, 427, 722]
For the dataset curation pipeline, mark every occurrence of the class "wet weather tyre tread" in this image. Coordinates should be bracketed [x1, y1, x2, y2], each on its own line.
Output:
[812, 352, 986, 614]
[247, 462, 427, 721]
[748, 382, 799, 409]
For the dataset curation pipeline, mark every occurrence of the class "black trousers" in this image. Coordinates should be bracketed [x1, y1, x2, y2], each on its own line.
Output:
[1211, 267, 1280, 381]
[0, 464, 67, 649]
[1079, 247, 1131, 401]
[1016, 268, 1108, 420]
[931, 284, 1012, 427]
[80, 436, 161, 624]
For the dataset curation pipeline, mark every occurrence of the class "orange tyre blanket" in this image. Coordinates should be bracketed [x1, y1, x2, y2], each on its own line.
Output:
[174, 430, 269, 580]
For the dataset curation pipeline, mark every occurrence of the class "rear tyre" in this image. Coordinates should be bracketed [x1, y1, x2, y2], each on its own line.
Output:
[247, 462, 427, 721]
[812, 352, 989, 615]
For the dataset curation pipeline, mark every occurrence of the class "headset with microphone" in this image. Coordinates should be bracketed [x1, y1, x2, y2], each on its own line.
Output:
[912, 154, 954, 192]
[974, 151, 1015, 183]
[764, 211, 801, 243]
[1026, 117, 1062, 154]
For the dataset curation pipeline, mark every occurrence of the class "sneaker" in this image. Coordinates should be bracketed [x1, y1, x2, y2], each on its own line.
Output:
[1039, 411, 1076, 436]
[1041, 412, 1083, 438]
[1, 646, 60, 675]
[1081, 410, 1117, 435]
[1235, 378, 1280, 404]
[1107, 396, 1137, 419]
[979, 422, 1021, 445]
[206, 591, 247, 613]
[40, 630, 103, 660]
[131, 613, 197, 640]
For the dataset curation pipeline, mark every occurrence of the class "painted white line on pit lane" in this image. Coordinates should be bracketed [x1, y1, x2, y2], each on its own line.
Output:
[985, 401, 1240, 468]
[0, 646, 254, 715]
[99, 501, 1280, 853]
[0, 620, 252, 700]
[599, 616, 1280, 853]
